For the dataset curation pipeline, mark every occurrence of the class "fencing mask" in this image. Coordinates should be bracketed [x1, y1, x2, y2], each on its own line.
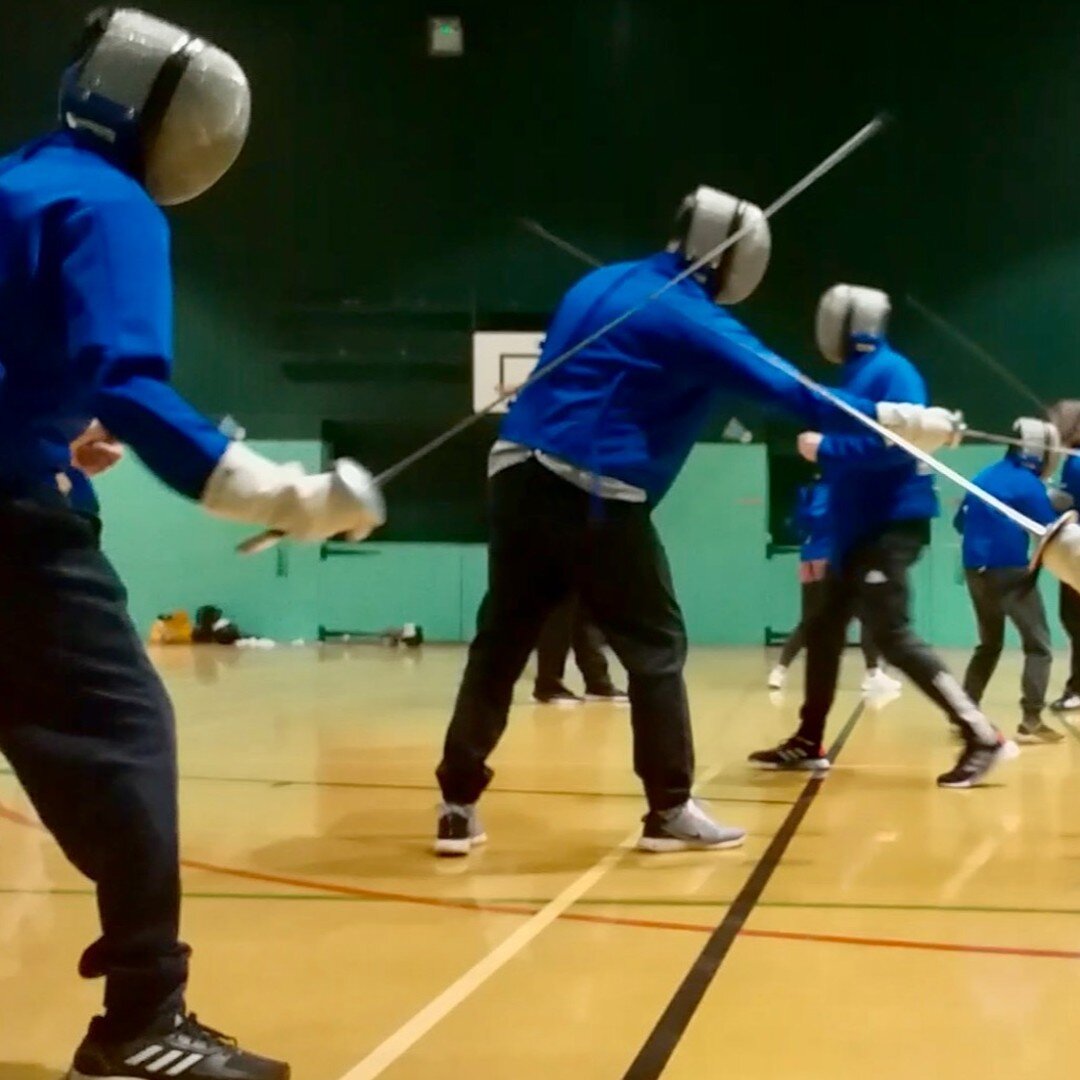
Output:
[669, 186, 771, 305]
[1013, 417, 1062, 480]
[59, 8, 251, 206]
[816, 284, 891, 364]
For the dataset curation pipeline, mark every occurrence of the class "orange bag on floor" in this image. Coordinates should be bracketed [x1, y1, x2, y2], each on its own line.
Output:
[148, 610, 193, 645]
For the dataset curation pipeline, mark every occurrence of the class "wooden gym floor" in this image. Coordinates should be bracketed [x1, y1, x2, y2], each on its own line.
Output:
[1, 644, 1078, 1079]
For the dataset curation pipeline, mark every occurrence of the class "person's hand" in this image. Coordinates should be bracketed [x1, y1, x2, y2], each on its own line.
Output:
[70, 420, 125, 476]
[797, 431, 823, 463]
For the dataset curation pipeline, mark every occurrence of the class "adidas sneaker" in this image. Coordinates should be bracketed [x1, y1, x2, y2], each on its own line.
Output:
[69, 1013, 288, 1080]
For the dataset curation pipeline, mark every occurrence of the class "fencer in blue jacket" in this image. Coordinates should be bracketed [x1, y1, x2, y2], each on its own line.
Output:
[815, 342, 939, 562]
[768, 477, 891, 691]
[499, 253, 955, 506]
[952, 427, 1060, 742]
[436, 188, 964, 858]
[750, 284, 1016, 788]
[792, 478, 833, 562]
[0, 10, 386, 1078]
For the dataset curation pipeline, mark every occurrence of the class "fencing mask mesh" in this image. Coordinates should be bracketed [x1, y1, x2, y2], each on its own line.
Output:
[669, 186, 771, 305]
[816, 284, 891, 364]
[1013, 417, 1062, 480]
[60, 7, 250, 205]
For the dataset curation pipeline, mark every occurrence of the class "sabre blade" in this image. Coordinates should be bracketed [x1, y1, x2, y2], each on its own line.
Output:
[962, 427, 1080, 460]
[905, 296, 1048, 414]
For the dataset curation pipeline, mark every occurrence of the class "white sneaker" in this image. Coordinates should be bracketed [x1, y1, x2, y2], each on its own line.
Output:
[767, 665, 787, 690]
[862, 667, 901, 694]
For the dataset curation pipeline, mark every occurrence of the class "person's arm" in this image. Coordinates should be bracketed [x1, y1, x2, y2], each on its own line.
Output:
[58, 194, 383, 541]
[1017, 475, 1063, 529]
[953, 496, 968, 535]
[817, 363, 928, 473]
[59, 195, 229, 497]
[70, 419, 125, 477]
[673, 299, 960, 449]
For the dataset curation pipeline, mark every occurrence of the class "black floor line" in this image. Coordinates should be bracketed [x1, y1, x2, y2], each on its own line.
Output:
[621, 702, 865, 1080]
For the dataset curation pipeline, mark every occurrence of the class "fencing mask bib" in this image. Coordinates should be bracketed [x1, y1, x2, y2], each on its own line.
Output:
[669, 186, 771, 305]
[816, 284, 891, 364]
[1013, 417, 1062, 480]
[59, 7, 251, 205]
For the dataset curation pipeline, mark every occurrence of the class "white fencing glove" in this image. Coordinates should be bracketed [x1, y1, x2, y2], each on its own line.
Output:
[201, 442, 385, 543]
[875, 404, 965, 451]
[1032, 513, 1080, 593]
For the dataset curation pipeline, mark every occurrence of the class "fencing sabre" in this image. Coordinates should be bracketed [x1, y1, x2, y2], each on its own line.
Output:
[238, 112, 890, 555]
[903, 296, 1080, 458]
[515, 217, 1080, 580]
[905, 295, 1049, 414]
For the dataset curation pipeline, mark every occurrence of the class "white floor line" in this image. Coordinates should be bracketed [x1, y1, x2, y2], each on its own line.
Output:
[337, 765, 729, 1080]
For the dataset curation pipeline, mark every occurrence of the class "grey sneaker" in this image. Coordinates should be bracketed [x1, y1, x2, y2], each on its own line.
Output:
[433, 803, 488, 857]
[1017, 719, 1065, 745]
[637, 800, 746, 853]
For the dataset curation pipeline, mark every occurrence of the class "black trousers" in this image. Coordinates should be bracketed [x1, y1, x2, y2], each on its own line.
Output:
[437, 460, 692, 811]
[1059, 584, 1080, 695]
[963, 568, 1051, 720]
[534, 594, 612, 694]
[0, 491, 187, 1037]
[778, 578, 881, 670]
[798, 522, 991, 744]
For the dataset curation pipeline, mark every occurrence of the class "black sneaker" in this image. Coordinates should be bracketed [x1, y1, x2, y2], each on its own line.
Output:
[1016, 719, 1065, 745]
[748, 735, 830, 771]
[533, 684, 582, 706]
[433, 802, 487, 857]
[936, 736, 1020, 788]
[1049, 692, 1080, 712]
[70, 1013, 288, 1080]
[583, 684, 629, 704]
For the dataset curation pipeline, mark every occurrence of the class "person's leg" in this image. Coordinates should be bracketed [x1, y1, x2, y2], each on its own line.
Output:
[578, 502, 691, 811]
[961, 569, 1005, 707]
[436, 462, 575, 824]
[850, 524, 1013, 787]
[749, 568, 857, 768]
[774, 575, 829, 687]
[533, 595, 577, 700]
[578, 500, 743, 849]
[777, 580, 816, 668]
[859, 615, 883, 671]
[776, 618, 806, 670]
[999, 571, 1057, 740]
[573, 609, 619, 696]
[0, 497, 187, 1041]
[794, 572, 857, 748]
[1053, 584, 1080, 706]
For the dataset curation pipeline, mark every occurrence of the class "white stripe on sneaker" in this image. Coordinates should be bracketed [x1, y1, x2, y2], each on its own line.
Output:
[146, 1050, 185, 1073]
[125, 1047, 164, 1067]
[165, 1053, 205, 1076]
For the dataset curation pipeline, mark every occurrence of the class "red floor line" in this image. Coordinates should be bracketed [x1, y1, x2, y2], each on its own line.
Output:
[180, 858, 538, 919]
[4, 801, 1078, 962]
